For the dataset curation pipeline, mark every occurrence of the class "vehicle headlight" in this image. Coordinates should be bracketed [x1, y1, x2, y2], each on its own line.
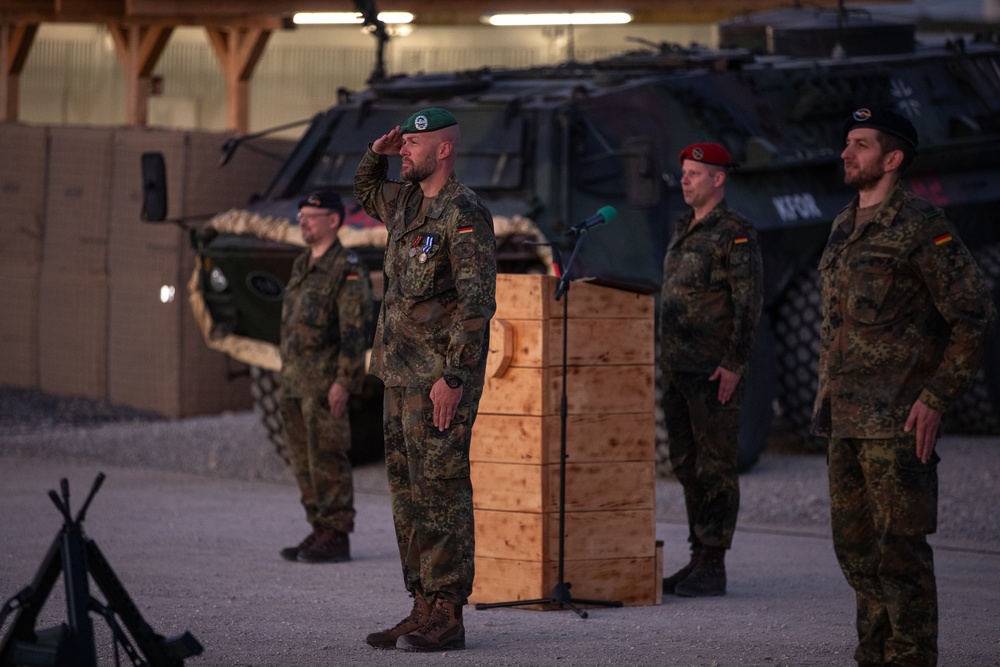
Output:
[209, 267, 229, 292]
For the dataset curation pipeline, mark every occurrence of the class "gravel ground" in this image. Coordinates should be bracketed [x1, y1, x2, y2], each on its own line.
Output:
[2, 386, 999, 666]
[2, 385, 998, 549]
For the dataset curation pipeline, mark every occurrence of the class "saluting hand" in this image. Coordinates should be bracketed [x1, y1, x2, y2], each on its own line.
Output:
[372, 126, 403, 156]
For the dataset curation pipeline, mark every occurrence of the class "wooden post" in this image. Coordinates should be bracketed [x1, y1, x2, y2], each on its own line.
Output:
[0, 21, 37, 121]
[106, 22, 173, 127]
[205, 25, 270, 133]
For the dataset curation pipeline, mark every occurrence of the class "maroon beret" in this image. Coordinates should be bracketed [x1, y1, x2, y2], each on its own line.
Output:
[679, 142, 733, 167]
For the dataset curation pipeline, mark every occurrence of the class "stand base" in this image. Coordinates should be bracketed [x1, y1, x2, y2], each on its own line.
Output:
[474, 581, 623, 619]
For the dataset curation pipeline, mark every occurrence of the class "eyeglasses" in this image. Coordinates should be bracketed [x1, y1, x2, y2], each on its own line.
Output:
[297, 211, 331, 220]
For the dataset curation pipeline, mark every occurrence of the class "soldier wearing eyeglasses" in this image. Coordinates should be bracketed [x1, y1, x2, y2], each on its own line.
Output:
[278, 189, 373, 564]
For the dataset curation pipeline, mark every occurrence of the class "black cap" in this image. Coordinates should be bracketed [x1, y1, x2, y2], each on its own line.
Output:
[298, 189, 344, 216]
[843, 107, 919, 151]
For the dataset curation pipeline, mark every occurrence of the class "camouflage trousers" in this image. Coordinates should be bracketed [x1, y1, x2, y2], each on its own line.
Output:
[661, 370, 741, 549]
[279, 396, 355, 533]
[383, 385, 480, 605]
[828, 436, 939, 667]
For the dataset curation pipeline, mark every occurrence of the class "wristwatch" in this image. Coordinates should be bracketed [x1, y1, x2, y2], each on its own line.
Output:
[443, 374, 463, 389]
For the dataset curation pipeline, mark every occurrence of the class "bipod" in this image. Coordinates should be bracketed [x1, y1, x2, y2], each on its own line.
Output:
[0, 473, 203, 667]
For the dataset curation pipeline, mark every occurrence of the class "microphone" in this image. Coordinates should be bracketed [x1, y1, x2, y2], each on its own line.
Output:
[567, 205, 617, 235]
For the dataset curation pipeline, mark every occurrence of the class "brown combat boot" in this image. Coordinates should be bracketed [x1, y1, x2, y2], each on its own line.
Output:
[395, 599, 466, 652]
[365, 594, 431, 649]
[674, 546, 726, 597]
[296, 528, 350, 563]
[662, 544, 702, 595]
[280, 530, 317, 562]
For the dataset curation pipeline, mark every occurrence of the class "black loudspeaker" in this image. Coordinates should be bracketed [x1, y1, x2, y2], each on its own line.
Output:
[140, 152, 168, 222]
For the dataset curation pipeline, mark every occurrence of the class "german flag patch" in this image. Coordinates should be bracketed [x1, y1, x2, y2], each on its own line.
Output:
[733, 237, 749, 245]
[346, 274, 359, 281]
[934, 233, 953, 246]
[458, 225, 474, 235]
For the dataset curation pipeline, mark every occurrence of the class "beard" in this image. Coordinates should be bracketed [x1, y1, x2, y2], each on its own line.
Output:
[843, 160, 885, 191]
[401, 154, 436, 183]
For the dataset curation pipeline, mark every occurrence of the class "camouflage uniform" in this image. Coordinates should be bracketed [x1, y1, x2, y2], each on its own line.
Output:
[660, 199, 763, 549]
[813, 181, 995, 667]
[279, 242, 372, 535]
[354, 147, 496, 605]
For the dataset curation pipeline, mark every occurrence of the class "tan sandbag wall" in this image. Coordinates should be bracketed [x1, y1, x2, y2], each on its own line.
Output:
[0, 122, 293, 418]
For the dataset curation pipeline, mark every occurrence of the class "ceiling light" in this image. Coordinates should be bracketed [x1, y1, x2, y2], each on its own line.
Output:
[485, 12, 632, 26]
[293, 12, 414, 25]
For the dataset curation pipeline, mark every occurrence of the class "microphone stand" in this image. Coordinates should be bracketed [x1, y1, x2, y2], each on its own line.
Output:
[475, 226, 623, 619]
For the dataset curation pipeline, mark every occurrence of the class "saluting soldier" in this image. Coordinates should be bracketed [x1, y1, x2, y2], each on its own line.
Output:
[660, 143, 764, 598]
[815, 108, 996, 667]
[279, 189, 373, 564]
[355, 107, 496, 652]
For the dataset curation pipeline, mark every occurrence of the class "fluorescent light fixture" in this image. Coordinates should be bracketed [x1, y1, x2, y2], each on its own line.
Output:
[293, 12, 414, 25]
[486, 12, 632, 26]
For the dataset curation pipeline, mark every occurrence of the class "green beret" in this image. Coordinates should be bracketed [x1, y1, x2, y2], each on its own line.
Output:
[400, 107, 458, 135]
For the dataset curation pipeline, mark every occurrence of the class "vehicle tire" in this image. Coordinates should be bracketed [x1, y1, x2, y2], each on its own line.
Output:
[250, 366, 287, 464]
[773, 263, 825, 451]
[653, 316, 776, 476]
[773, 245, 1000, 440]
[346, 376, 386, 466]
[737, 314, 777, 473]
[943, 243, 1000, 434]
[249, 366, 386, 466]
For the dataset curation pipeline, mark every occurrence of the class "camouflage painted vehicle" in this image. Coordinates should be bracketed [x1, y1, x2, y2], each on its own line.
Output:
[145, 7, 1000, 471]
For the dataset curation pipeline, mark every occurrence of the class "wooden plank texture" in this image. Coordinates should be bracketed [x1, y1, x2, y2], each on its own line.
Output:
[491, 317, 653, 371]
[472, 461, 654, 513]
[495, 274, 654, 321]
[480, 364, 654, 416]
[471, 555, 660, 607]
[474, 509, 655, 561]
[471, 413, 653, 465]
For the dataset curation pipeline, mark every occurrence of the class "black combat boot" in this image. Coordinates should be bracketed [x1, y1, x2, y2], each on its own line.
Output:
[280, 530, 317, 561]
[395, 599, 466, 651]
[674, 546, 727, 597]
[366, 593, 431, 649]
[296, 528, 350, 563]
[663, 543, 702, 595]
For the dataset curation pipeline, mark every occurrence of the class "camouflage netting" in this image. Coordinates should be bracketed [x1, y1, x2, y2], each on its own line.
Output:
[189, 208, 554, 373]
[188, 209, 297, 373]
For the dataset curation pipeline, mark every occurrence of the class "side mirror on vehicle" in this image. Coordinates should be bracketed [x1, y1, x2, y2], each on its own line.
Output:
[141, 151, 168, 222]
[622, 137, 662, 209]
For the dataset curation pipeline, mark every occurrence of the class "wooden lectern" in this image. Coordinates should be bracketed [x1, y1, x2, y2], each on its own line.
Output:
[470, 274, 661, 607]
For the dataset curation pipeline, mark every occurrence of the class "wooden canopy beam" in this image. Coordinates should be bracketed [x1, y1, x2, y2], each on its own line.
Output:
[0, 20, 37, 120]
[106, 22, 173, 126]
[205, 25, 271, 133]
[0, 0, 911, 127]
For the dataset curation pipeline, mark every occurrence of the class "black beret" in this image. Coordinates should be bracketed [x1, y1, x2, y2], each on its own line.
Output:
[298, 189, 344, 215]
[843, 107, 918, 150]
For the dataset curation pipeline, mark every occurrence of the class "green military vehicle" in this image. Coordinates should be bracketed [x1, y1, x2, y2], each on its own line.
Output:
[144, 7, 1000, 472]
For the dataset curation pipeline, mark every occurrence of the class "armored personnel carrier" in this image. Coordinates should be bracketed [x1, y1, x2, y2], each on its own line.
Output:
[148, 7, 1000, 471]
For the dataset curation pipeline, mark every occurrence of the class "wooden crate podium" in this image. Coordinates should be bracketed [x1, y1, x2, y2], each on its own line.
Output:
[470, 274, 661, 607]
